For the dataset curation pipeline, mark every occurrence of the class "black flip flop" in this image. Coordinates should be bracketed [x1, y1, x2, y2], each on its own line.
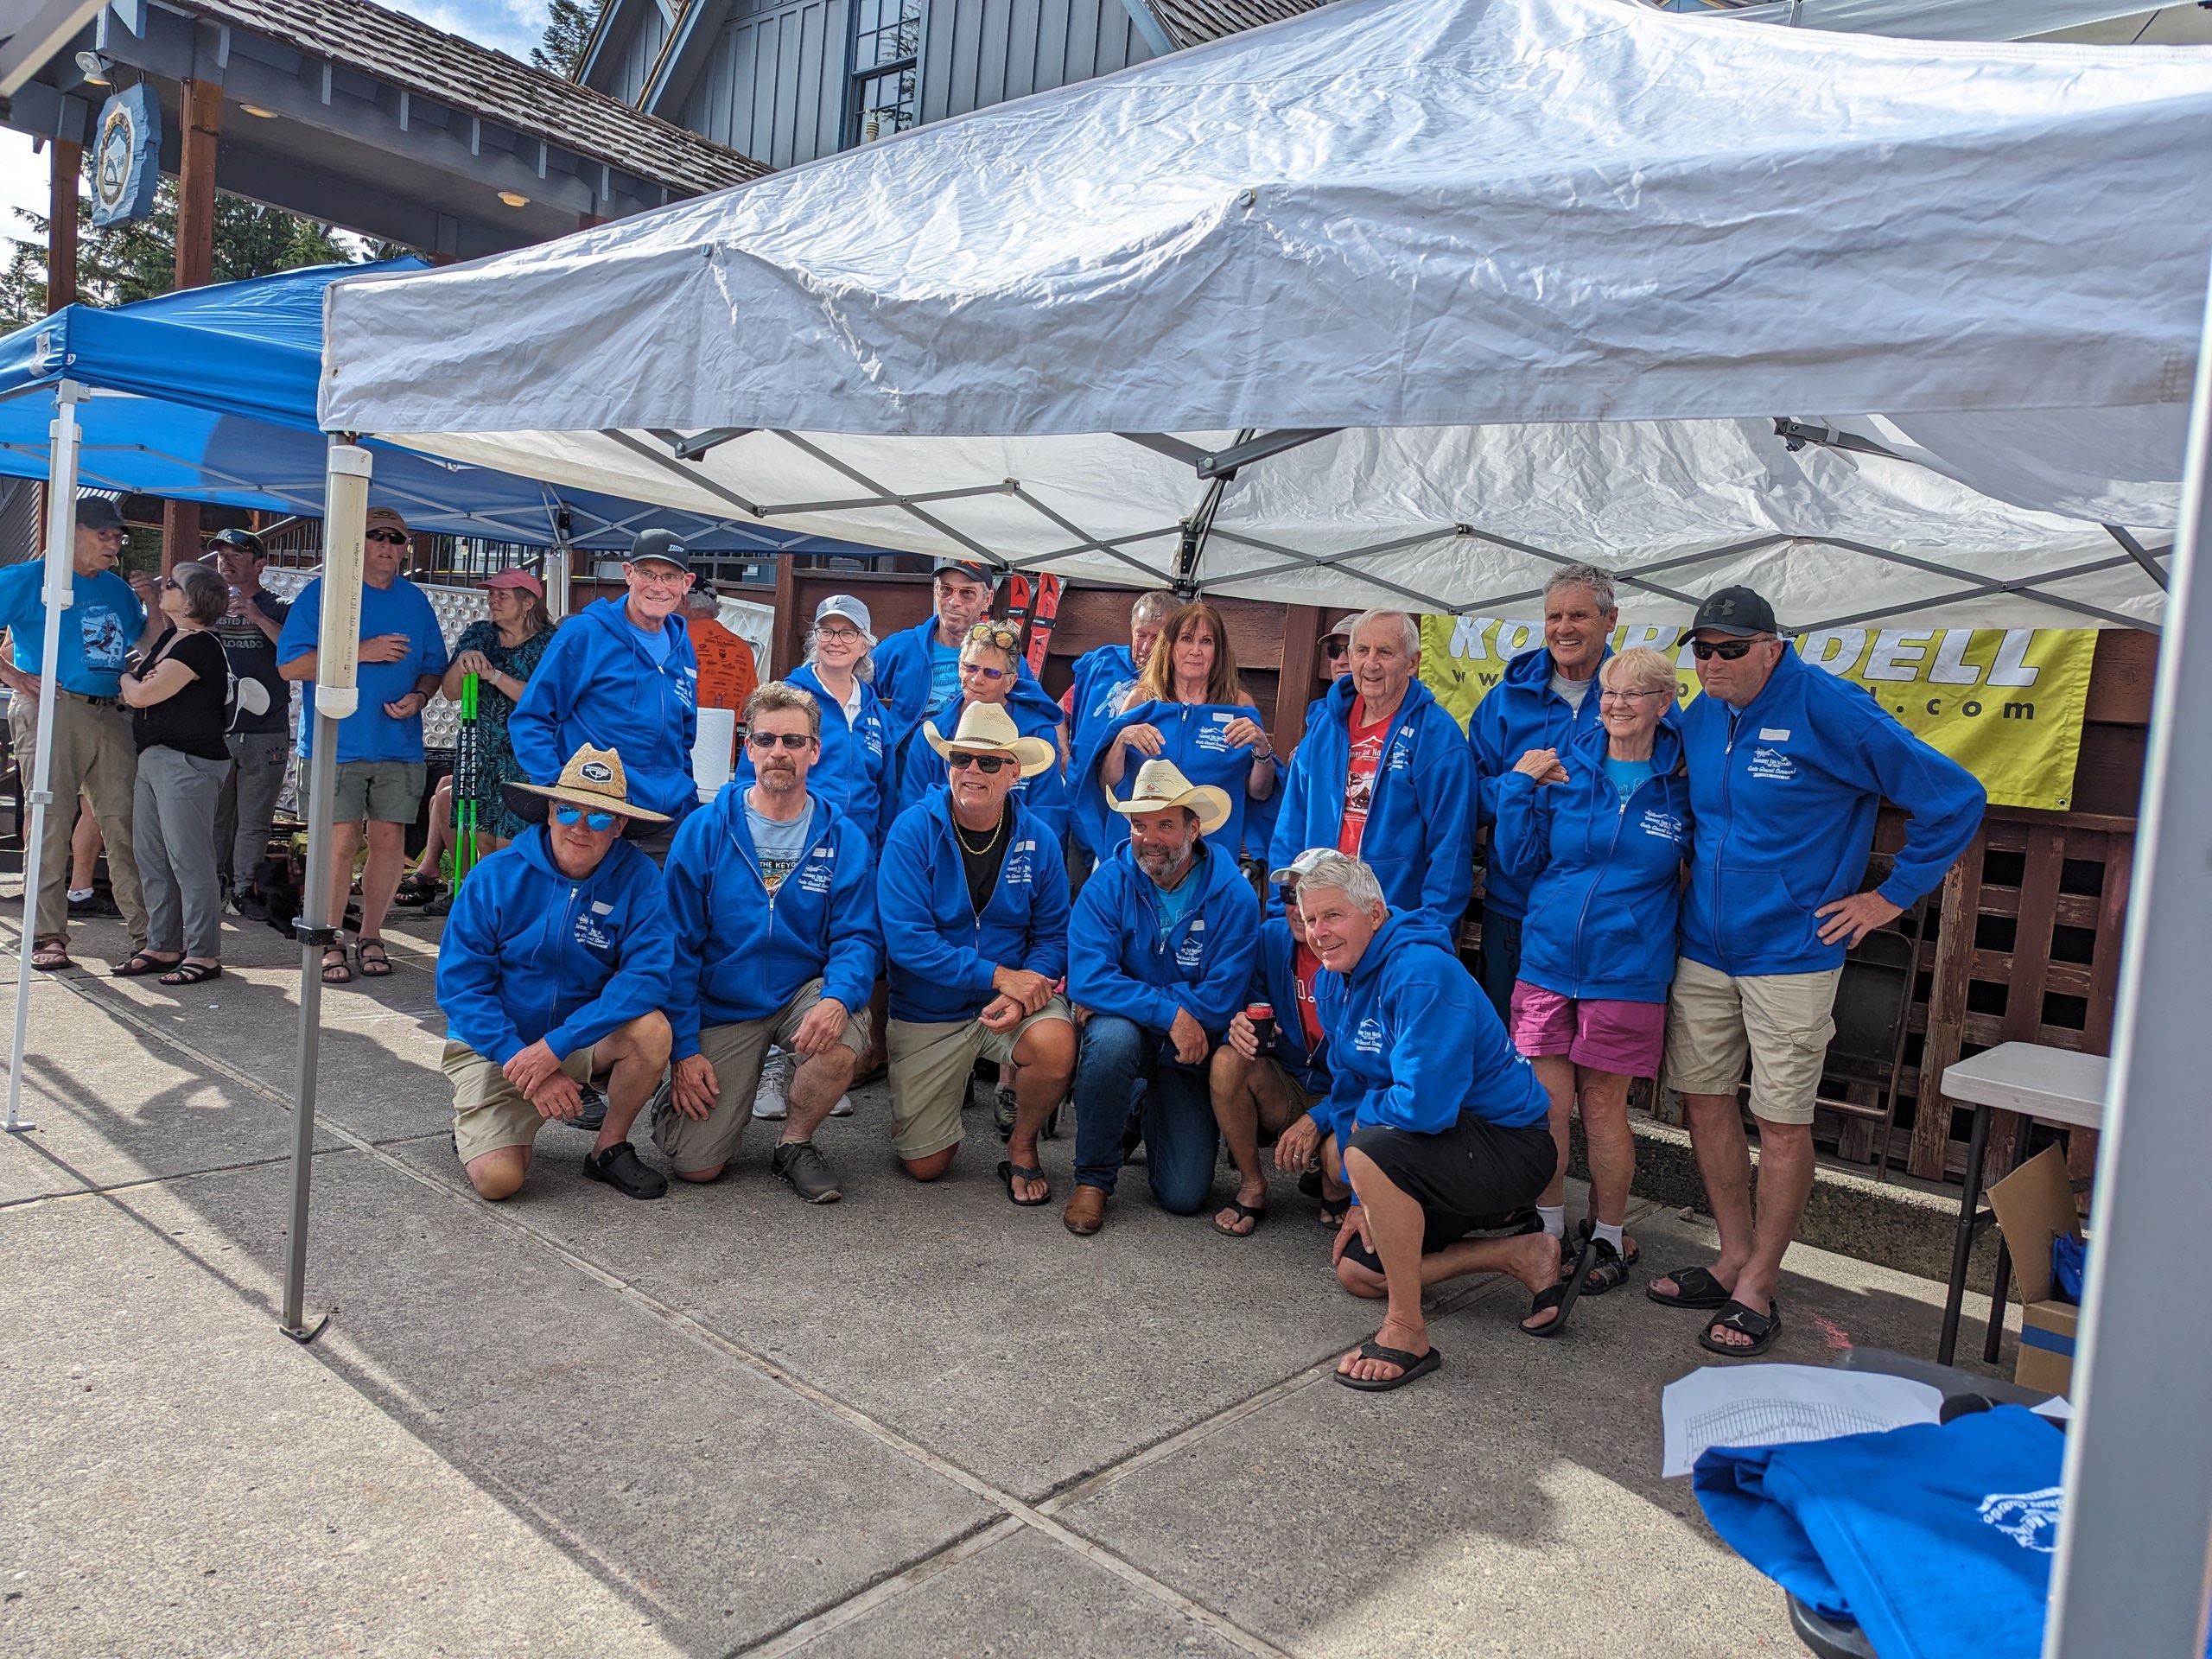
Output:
[997, 1160, 1052, 1207]
[1334, 1339, 1441, 1392]
[1647, 1264, 1733, 1310]
[1212, 1200, 1264, 1237]
[111, 951, 182, 978]
[1522, 1236, 1597, 1338]
[1318, 1197, 1351, 1229]
[1700, 1299, 1783, 1358]
[1297, 1166, 1324, 1198]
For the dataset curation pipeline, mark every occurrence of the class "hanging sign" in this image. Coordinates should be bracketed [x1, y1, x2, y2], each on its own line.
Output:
[90, 85, 162, 228]
[1419, 615, 2095, 811]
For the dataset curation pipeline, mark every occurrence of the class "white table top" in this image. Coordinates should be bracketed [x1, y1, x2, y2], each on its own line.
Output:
[1939, 1041, 2107, 1130]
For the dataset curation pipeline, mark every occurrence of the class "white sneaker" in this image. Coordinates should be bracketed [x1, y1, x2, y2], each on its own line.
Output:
[752, 1049, 790, 1121]
[829, 1093, 854, 1117]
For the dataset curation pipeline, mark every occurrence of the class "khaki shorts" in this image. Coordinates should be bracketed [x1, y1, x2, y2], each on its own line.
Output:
[651, 979, 872, 1173]
[445, 1040, 598, 1165]
[328, 759, 427, 825]
[886, 995, 1074, 1160]
[1662, 956, 1842, 1127]
[1257, 1058, 1320, 1128]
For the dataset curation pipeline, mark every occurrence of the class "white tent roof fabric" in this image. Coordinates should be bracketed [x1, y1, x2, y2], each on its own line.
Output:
[319, 0, 2212, 628]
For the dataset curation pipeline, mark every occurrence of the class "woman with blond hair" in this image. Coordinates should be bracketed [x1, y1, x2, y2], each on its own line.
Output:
[1491, 645, 1692, 1330]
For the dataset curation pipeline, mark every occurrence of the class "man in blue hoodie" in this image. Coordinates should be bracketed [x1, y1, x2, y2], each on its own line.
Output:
[1466, 563, 1616, 1020]
[435, 744, 676, 1203]
[510, 528, 701, 863]
[654, 682, 879, 1205]
[1650, 586, 1985, 1360]
[873, 559, 1032, 777]
[1065, 760, 1261, 1235]
[1268, 610, 1471, 931]
[877, 702, 1076, 1203]
[1279, 853, 1568, 1391]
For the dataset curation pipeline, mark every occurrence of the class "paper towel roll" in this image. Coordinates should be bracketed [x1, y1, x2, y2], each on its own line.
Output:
[693, 706, 736, 802]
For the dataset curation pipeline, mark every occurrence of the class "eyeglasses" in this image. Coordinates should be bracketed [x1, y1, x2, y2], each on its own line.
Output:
[1690, 638, 1766, 661]
[746, 730, 811, 750]
[815, 626, 862, 643]
[1599, 687, 1670, 703]
[959, 660, 1008, 681]
[365, 529, 409, 546]
[947, 752, 1013, 773]
[553, 805, 618, 831]
[159, 577, 180, 591]
[628, 565, 690, 588]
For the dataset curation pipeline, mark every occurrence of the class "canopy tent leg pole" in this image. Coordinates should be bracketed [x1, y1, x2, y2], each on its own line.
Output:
[2044, 262, 2212, 1656]
[278, 438, 372, 1344]
[5, 379, 86, 1135]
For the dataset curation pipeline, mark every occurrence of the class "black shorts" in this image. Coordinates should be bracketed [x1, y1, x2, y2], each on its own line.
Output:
[1338, 1112, 1555, 1273]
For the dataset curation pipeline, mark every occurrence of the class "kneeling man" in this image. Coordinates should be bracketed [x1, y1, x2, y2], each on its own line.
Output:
[878, 702, 1076, 1201]
[435, 745, 675, 1201]
[1067, 760, 1259, 1234]
[655, 682, 878, 1202]
[1294, 853, 1580, 1392]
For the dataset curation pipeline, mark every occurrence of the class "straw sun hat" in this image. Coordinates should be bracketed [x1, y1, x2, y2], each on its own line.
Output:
[1109, 759, 1232, 836]
[502, 744, 671, 837]
[924, 702, 1057, 779]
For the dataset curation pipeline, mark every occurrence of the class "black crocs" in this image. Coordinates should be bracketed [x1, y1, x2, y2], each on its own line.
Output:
[582, 1141, 668, 1200]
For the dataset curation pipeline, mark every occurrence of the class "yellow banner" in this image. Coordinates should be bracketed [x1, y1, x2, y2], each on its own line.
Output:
[1419, 616, 2095, 811]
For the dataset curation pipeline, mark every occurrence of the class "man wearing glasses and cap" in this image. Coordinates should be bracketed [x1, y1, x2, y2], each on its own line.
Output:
[435, 743, 676, 1202]
[1648, 585, 1984, 1359]
[873, 558, 1039, 771]
[1065, 759, 1260, 1236]
[207, 527, 290, 911]
[276, 505, 448, 983]
[512, 528, 701, 866]
[0, 494, 161, 970]
[876, 702, 1075, 1203]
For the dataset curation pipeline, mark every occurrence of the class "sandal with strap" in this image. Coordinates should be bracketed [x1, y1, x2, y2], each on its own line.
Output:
[392, 873, 441, 906]
[112, 951, 183, 978]
[1213, 1200, 1264, 1238]
[1647, 1264, 1734, 1310]
[1577, 1215, 1640, 1267]
[1569, 1235, 1630, 1295]
[321, 946, 353, 985]
[29, 938, 71, 971]
[354, 938, 393, 977]
[1700, 1299, 1783, 1358]
[1318, 1197, 1351, 1230]
[158, 961, 221, 988]
[1522, 1236, 1598, 1339]
[997, 1160, 1052, 1207]
[1334, 1338, 1442, 1392]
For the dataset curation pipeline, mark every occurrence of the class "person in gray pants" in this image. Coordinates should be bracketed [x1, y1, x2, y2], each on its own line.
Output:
[117, 563, 234, 986]
[207, 529, 291, 906]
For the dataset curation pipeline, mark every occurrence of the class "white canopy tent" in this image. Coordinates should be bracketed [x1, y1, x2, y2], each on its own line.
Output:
[315, 0, 2212, 1650]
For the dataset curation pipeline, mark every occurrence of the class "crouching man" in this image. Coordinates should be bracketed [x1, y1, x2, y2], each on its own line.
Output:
[435, 745, 675, 1201]
[655, 682, 879, 1203]
[1291, 853, 1575, 1393]
[1065, 760, 1259, 1235]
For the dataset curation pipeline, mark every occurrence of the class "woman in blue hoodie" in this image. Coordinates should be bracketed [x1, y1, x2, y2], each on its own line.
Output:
[734, 594, 893, 849]
[1492, 646, 1691, 1296]
[893, 620, 1070, 839]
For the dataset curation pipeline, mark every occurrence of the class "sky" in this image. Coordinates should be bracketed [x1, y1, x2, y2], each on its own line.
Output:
[0, 1, 555, 266]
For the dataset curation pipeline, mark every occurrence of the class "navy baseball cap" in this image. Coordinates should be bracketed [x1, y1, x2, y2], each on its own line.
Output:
[628, 528, 690, 570]
[931, 557, 998, 587]
[1684, 586, 1780, 639]
[75, 496, 125, 532]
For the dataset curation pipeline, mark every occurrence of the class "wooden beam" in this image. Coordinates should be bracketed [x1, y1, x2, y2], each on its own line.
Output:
[1274, 605, 1324, 754]
[47, 137, 79, 310]
[770, 555, 803, 677]
[163, 81, 224, 573]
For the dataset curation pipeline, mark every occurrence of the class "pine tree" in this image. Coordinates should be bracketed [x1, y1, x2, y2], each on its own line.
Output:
[531, 0, 606, 77]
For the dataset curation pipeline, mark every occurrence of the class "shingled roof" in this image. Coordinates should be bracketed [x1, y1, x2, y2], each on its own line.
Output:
[184, 0, 768, 196]
[1145, 0, 1332, 49]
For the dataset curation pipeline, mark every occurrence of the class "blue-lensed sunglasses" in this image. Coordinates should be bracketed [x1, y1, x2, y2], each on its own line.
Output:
[554, 804, 618, 832]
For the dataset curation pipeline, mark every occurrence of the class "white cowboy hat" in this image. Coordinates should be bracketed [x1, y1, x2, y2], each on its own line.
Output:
[1109, 758, 1232, 837]
[924, 701, 1057, 780]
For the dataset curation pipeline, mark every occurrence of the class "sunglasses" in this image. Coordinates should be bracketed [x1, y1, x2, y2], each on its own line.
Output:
[1690, 638, 1765, 661]
[160, 577, 180, 591]
[947, 752, 1013, 773]
[365, 529, 409, 545]
[746, 731, 811, 750]
[959, 661, 1008, 681]
[1320, 640, 1348, 658]
[553, 804, 618, 831]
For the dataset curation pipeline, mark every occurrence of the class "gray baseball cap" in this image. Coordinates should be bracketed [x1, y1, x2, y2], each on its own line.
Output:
[815, 594, 872, 633]
[1268, 847, 1337, 888]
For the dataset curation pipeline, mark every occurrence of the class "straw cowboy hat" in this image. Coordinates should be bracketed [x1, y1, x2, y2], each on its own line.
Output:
[924, 702, 1057, 779]
[1109, 759, 1232, 837]
[502, 744, 671, 837]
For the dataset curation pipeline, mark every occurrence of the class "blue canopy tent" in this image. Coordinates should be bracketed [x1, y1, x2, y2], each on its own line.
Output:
[0, 257, 883, 556]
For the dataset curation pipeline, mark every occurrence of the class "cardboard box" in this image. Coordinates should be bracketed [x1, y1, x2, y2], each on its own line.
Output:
[1986, 1144, 2084, 1397]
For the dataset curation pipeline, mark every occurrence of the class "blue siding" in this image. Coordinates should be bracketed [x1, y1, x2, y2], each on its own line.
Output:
[919, 0, 1153, 124]
[584, 3, 671, 105]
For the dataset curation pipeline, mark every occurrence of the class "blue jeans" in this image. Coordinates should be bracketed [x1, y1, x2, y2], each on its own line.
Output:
[1478, 908, 1522, 1026]
[1073, 1014, 1219, 1214]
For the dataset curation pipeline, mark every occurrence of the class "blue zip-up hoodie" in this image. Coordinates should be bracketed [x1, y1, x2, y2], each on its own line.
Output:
[1071, 700, 1279, 871]
[1247, 916, 1330, 1097]
[1681, 647, 1985, 977]
[1065, 642, 1135, 857]
[1068, 838, 1261, 1039]
[1493, 715, 1693, 1003]
[731, 662, 893, 850]
[435, 826, 673, 1065]
[1269, 676, 1473, 929]
[1311, 911, 1548, 1151]
[1467, 644, 1611, 920]
[510, 598, 702, 823]
[874, 615, 1044, 762]
[894, 685, 1070, 841]
[660, 785, 880, 1061]
[878, 790, 1070, 1023]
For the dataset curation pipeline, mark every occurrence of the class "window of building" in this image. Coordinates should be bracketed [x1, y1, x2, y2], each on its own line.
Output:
[849, 0, 922, 145]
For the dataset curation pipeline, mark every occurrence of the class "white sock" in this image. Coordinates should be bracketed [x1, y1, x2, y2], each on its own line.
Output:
[1592, 1220, 1625, 1254]
[1537, 1204, 1566, 1239]
[67, 887, 92, 903]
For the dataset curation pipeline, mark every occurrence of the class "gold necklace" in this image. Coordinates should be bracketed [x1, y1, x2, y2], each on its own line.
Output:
[953, 811, 1004, 855]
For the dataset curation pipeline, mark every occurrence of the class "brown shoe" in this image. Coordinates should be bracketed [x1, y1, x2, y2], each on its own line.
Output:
[1063, 1184, 1108, 1236]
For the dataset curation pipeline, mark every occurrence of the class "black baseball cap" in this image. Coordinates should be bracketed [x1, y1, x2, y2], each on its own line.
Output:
[931, 557, 998, 587]
[209, 527, 266, 558]
[1684, 586, 1780, 639]
[74, 496, 125, 532]
[628, 528, 690, 570]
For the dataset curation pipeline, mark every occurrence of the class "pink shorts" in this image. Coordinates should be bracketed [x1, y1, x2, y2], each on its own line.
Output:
[1510, 981, 1666, 1077]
